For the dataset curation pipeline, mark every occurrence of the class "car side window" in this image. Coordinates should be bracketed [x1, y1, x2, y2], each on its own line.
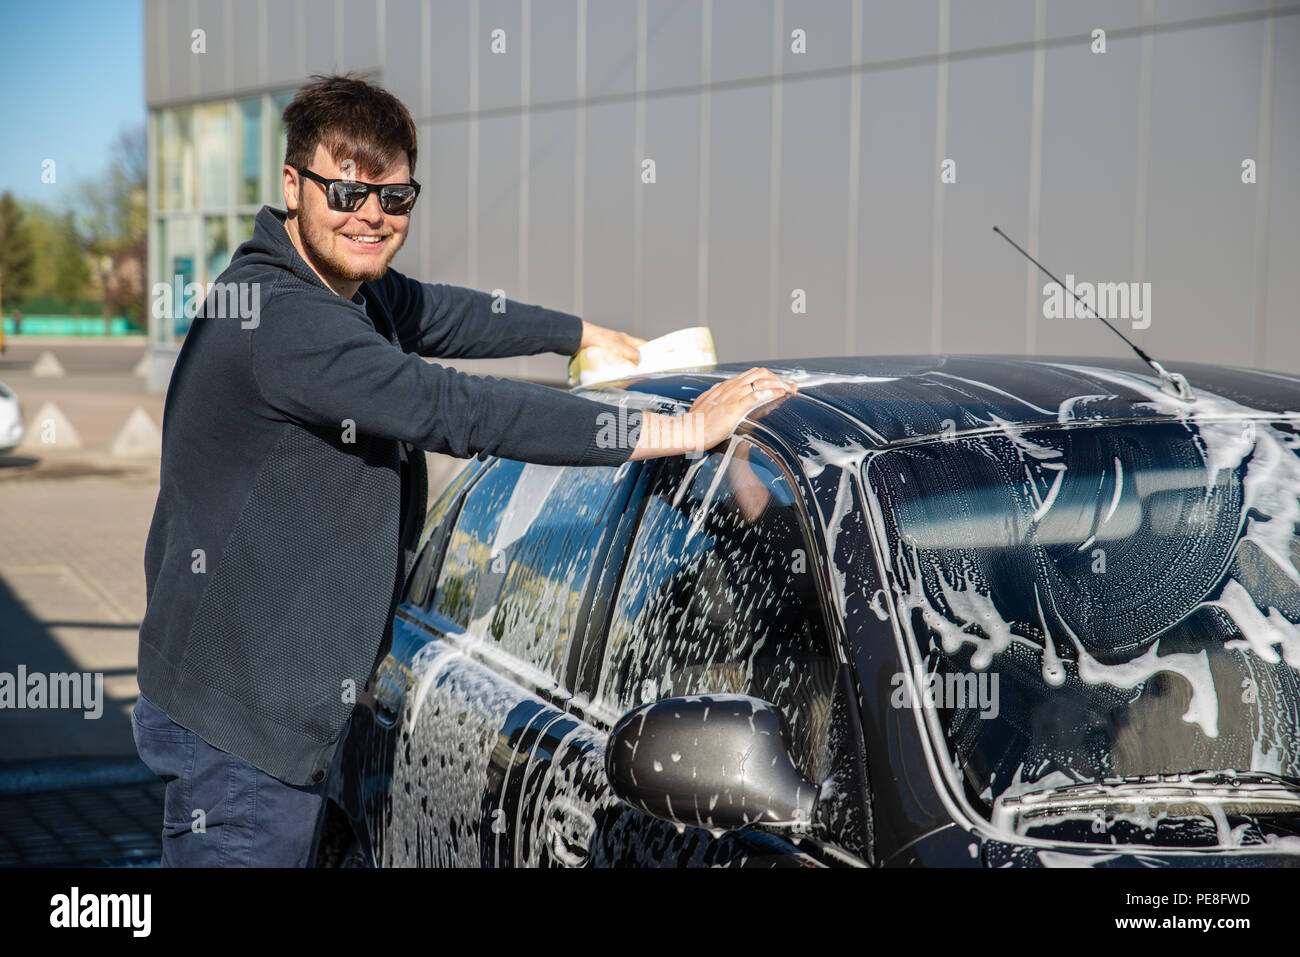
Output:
[430, 458, 528, 630]
[405, 461, 482, 608]
[485, 462, 634, 680]
[596, 438, 838, 782]
[431, 458, 634, 682]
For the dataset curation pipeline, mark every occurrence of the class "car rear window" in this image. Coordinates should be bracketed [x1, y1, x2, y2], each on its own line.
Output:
[865, 416, 1300, 823]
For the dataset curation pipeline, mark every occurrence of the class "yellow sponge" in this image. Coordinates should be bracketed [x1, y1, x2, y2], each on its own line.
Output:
[568, 326, 717, 387]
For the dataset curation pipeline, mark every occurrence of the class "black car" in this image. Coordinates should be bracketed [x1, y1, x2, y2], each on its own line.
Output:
[321, 354, 1300, 867]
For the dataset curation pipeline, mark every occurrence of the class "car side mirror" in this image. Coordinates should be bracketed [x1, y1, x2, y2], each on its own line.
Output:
[605, 694, 819, 831]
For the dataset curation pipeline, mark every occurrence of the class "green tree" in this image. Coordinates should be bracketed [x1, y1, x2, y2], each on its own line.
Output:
[80, 125, 146, 248]
[53, 211, 90, 314]
[20, 202, 62, 301]
[0, 192, 36, 312]
[79, 125, 147, 324]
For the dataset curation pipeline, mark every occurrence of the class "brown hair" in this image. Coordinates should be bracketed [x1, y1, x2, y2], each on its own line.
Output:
[282, 73, 418, 178]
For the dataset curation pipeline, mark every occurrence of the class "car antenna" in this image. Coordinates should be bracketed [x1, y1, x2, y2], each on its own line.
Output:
[992, 225, 1194, 402]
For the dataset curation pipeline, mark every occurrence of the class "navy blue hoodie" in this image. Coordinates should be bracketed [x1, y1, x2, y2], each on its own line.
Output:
[137, 205, 635, 785]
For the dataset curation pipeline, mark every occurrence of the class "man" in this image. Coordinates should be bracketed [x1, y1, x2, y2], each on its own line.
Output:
[132, 74, 795, 867]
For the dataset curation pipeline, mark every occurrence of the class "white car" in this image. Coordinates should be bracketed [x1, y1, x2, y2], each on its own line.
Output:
[0, 380, 24, 451]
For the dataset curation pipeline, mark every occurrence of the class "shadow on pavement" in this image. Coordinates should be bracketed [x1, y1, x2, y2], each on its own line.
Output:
[0, 576, 139, 763]
[0, 570, 161, 866]
[0, 757, 162, 867]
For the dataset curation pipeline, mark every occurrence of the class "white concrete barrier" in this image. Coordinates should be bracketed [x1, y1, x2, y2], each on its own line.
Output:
[18, 402, 82, 449]
[31, 351, 66, 378]
[109, 407, 162, 458]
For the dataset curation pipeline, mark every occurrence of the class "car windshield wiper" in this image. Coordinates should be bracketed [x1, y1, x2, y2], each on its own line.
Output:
[999, 771, 1300, 807]
[1185, 770, 1300, 793]
[990, 771, 1300, 840]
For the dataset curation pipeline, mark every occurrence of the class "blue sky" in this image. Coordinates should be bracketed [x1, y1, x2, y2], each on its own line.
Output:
[1, 0, 145, 204]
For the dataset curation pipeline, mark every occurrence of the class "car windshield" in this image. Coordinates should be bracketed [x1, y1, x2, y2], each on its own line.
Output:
[863, 414, 1300, 828]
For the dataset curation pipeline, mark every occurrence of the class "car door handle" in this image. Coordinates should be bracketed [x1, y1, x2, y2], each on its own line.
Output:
[372, 674, 405, 729]
[544, 796, 595, 866]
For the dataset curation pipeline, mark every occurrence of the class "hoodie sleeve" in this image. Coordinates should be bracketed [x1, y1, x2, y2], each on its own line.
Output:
[372, 268, 584, 359]
[248, 285, 634, 467]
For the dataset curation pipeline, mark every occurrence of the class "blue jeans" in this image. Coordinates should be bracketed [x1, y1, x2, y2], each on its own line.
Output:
[131, 692, 335, 867]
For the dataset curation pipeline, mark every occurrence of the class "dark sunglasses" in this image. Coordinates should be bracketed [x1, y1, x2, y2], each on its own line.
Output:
[296, 167, 421, 215]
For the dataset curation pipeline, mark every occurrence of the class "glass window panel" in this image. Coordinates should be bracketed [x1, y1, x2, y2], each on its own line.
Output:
[236, 214, 256, 248]
[203, 216, 229, 284]
[153, 111, 167, 210]
[268, 91, 294, 204]
[168, 215, 197, 339]
[161, 107, 195, 210]
[236, 97, 262, 205]
[196, 102, 231, 208]
[153, 218, 167, 343]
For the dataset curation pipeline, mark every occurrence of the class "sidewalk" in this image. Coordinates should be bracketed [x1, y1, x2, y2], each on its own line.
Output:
[0, 342, 163, 761]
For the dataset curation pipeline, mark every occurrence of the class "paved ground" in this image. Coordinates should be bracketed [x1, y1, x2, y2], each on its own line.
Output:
[0, 758, 163, 867]
[0, 339, 163, 762]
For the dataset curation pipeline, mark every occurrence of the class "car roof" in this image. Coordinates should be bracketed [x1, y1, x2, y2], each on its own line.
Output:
[576, 354, 1300, 450]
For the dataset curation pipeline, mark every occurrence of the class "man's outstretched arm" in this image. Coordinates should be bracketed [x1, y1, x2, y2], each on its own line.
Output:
[372, 270, 642, 363]
[251, 289, 627, 466]
[249, 288, 795, 466]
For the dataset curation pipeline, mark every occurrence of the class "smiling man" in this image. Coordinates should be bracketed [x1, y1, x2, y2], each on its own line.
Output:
[131, 74, 794, 867]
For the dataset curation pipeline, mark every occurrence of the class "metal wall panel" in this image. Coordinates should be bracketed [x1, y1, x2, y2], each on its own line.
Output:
[478, 0, 523, 113]
[580, 102, 638, 335]
[1033, 22, 1145, 361]
[165, 0, 199, 102]
[341, 0, 380, 72]
[703, 84, 773, 363]
[526, 110, 580, 314]
[144, 0, 168, 104]
[530, 0, 580, 105]
[1042, 0, 1143, 37]
[194, 0, 229, 96]
[585, 0, 639, 98]
[427, 0, 474, 115]
[381, 0, 424, 110]
[144, 0, 1300, 378]
[711, 0, 774, 83]
[640, 95, 702, 337]
[940, 54, 1036, 355]
[302, 0, 337, 75]
[777, 71, 854, 361]
[476, 112, 523, 304]
[1262, 15, 1300, 368]
[231, 0, 265, 90]
[1145, 19, 1263, 368]
[855, 61, 940, 356]
[264, 0, 305, 89]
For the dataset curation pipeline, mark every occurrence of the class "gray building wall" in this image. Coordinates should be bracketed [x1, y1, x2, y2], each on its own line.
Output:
[144, 0, 1300, 385]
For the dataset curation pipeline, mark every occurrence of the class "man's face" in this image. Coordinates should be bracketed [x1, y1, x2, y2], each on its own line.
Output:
[285, 143, 411, 285]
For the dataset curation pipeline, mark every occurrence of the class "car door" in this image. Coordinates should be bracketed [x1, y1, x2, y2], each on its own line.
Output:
[346, 457, 481, 865]
[496, 462, 653, 867]
[513, 436, 848, 866]
[373, 457, 643, 866]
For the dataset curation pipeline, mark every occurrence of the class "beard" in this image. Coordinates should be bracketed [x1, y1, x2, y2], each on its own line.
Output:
[297, 203, 407, 283]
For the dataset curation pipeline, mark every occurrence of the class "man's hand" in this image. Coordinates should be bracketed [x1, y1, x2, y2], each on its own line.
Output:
[628, 367, 798, 461]
[578, 320, 645, 365]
